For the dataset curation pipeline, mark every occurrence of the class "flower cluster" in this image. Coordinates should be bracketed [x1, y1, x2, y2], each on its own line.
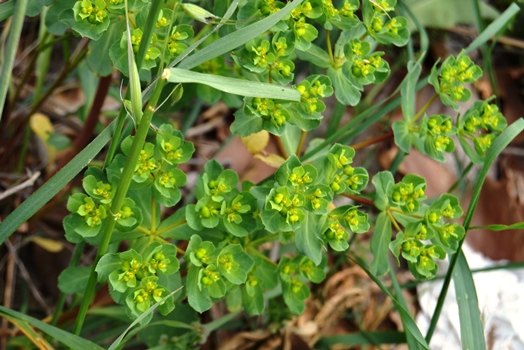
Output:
[458, 100, 507, 161]
[429, 51, 483, 110]
[96, 243, 179, 319]
[373, 173, 465, 279]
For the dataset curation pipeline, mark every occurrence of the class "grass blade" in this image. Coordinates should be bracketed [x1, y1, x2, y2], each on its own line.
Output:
[0, 0, 28, 120]
[177, 0, 303, 70]
[316, 331, 406, 348]
[352, 257, 429, 349]
[465, 3, 520, 53]
[108, 287, 183, 350]
[0, 306, 103, 350]
[163, 68, 300, 101]
[0, 121, 115, 245]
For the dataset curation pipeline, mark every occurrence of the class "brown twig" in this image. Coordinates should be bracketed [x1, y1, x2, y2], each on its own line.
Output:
[350, 130, 394, 151]
[341, 193, 376, 207]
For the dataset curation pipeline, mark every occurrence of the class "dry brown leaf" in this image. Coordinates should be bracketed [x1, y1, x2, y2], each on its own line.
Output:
[242, 130, 269, 155]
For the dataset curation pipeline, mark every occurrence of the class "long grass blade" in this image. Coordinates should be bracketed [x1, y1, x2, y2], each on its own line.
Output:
[0, 306, 103, 350]
[0, 0, 28, 121]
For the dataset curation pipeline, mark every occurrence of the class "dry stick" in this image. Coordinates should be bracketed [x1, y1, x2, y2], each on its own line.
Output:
[275, 135, 289, 159]
[296, 130, 307, 156]
[350, 130, 394, 151]
[341, 193, 375, 208]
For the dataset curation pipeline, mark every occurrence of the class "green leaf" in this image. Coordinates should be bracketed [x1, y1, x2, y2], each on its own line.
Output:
[58, 266, 91, 294]
[95, 253, 122, 282]
[217, 244, 254, 284]
[392, 120, 412, 153]
[295, 43, 331, 69]
[87, 19, 125, 76]
[401, 61, 421, 122]
[0, 306, 103, 350]
[163, 68, 300, 101]
[231, 107, 264, 137]
[26, 0, 52, 17]
[372, 171, 394, 211]
[327, 66, 361, 106]
[242, 283, 264, 315]
[186, 265, 212, 313]
[294, 211, 322, 265]
[370, 212, 392, 276]
[453, 251, 485, 350]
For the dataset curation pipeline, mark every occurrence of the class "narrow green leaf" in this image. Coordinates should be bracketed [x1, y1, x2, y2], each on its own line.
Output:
[0, 306, 103, 350]
[370, 211, 392, 276]
[0, 1, 14, 22]
[454, 251, 485, 350]
[0, 121, 115, 245]
[163, 68, 300, 101]
[317, 331, 406, 347]
[177, 0, 303, 70]
[58, 266, 91, 294]
[466, 3, 520, 53]
[107, 287, 183, 350]
[352, 257, 429, 349]
[401, 61, 422, 122]
[0, 0, 28, 120]
[469, 222, 524, 231]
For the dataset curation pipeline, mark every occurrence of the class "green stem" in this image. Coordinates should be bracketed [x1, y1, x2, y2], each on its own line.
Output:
[295, 131, 307, 156]
[0, 0, 28, 121]
[151, 197, 157, 232]
[386, 209, 402, 232]
[248, 233, 279, 247]
[73, 78, 166, 336]
[156, 219, 187, 236]
[247, 246, 277, 267]
[409, 93, 438, 126]
[326, 29, 334, 64]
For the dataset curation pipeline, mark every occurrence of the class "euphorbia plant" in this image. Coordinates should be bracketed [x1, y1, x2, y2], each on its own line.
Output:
[0, 0, 523, 349]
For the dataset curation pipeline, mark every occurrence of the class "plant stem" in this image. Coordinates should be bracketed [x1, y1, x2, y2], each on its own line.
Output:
[73, 78, 166, 336]
[340, 193, 375, 207]
[156, 219, 187, 235]
[350, 130, 393, 151]
[409, 93, 438, 126]
[326, 29, 334, 63]
[295, 131, 307, 156]
[247, 246, 277, 267]
[386, 209, 402, 232]
[275, 136, 289, 158]
[248, 233, 279, 247]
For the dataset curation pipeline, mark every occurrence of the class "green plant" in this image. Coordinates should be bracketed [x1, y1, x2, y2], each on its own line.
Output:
[0, 0, 523, 349]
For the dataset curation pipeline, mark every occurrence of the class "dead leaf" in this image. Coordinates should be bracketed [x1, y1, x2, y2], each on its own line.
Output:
[254, 153, 286, 168]
[28, 236, 64, 253]
[242, 130, 269, 155]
